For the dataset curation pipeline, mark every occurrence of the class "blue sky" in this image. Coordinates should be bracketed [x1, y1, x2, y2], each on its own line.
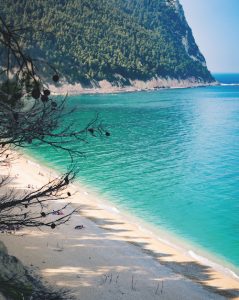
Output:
[180, 0, 239, 73]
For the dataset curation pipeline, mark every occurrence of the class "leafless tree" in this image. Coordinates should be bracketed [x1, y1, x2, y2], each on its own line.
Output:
[0, 16, 109, 230]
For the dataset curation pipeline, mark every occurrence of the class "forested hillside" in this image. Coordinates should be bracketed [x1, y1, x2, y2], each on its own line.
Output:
[0, 0, 214, 86]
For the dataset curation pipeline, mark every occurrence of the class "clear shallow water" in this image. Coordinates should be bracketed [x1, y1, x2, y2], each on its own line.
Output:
[29, 75, 239, 271]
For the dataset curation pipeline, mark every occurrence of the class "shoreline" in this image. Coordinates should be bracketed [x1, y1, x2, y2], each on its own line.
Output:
[48, 78, 218, 95]
[69, 173, 239, 282]
[23, 151, 239, 281]
[1, 151, 239, 299]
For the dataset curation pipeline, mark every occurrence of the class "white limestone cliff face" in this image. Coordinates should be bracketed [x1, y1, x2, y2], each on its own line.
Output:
[167, 0, 207, 67]
[49, 76, 217, 95]
[181, 33, 207, 67]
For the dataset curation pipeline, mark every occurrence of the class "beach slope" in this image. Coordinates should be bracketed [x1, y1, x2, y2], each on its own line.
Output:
[1, 154, 239, 299]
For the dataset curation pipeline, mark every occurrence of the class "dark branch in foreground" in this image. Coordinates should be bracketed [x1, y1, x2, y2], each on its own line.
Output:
[0, 18, 110, 229]
[0, 167, 78, 229]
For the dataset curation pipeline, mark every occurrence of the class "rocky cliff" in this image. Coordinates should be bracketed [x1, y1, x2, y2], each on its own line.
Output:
[0, 0, 214, 89]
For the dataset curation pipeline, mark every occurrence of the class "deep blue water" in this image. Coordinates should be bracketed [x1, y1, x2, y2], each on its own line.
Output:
[28, 74, 239, 272]
[214, 73, 239, 84]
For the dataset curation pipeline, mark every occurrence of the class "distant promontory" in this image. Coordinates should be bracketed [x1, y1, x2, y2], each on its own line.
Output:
[0, 0, 215, 91]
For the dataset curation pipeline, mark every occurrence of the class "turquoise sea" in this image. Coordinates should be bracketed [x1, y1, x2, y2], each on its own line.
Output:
[28, 74, 239, 274]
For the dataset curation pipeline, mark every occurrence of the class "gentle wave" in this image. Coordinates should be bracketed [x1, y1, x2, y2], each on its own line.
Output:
[220, 83, 239, 86]
[98, 204, 120, 214]
[188, 250, 239, 280]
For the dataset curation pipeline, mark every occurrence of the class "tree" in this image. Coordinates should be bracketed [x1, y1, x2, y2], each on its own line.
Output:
[0, 0, 214, 85]
[0, 16, 109, 230]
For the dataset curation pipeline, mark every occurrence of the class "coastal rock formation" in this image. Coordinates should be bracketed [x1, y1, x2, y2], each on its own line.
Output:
[0, 241, 32, 299]
[0, 241, 72, 299]
[0, 0, 214, 89]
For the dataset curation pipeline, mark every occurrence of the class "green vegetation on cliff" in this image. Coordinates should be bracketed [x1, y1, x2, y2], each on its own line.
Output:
[0, 0, 214, 85]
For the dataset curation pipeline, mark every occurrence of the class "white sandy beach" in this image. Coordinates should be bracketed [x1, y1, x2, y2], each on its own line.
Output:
[1, 153, 239, 299]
